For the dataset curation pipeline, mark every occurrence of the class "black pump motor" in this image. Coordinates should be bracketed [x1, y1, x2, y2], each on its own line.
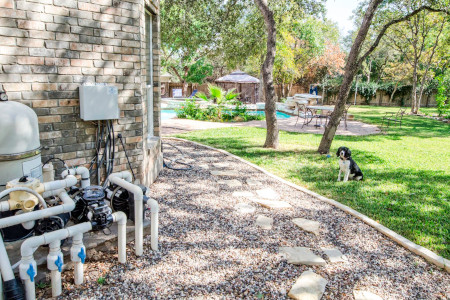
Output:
[71, 186, 113, 231]
[106, 184, 149, 222]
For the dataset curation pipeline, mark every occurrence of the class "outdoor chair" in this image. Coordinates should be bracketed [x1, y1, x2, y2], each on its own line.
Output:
[382, 108, 406, 128]
[188, 89, 198, 98]
[295, 104, 314, 128]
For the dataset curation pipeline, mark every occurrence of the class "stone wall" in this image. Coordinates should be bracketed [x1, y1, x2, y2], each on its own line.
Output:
[0, 0, 162, 185]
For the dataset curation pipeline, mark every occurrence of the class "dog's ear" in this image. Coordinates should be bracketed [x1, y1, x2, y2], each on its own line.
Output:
[336, 147, 342, 157]
[345, 148, 352, 158]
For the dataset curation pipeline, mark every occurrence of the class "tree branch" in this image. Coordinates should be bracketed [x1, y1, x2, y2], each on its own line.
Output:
[357, 6, 449, 67]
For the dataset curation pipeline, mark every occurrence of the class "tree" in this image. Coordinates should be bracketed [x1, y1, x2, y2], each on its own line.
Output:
[383, 8, 448, 113]
[318, 0, 449, 154]
[254, 0, 279, 148]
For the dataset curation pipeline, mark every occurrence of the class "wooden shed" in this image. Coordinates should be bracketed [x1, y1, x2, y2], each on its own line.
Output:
[215, 71, 260, 104]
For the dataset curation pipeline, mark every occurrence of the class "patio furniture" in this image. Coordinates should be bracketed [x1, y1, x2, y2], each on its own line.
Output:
[382, 108, 406, 128]
[295, 102, 314, 127]
[188, 89, 198, 98]
[307, 105, 335, 128]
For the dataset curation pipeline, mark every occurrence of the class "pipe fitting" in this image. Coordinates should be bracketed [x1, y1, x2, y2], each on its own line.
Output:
[112, 211, 127, 264]
[39, 175, 77, 193]
[108, 171, 133, 183]
[60, 167, 90, 188]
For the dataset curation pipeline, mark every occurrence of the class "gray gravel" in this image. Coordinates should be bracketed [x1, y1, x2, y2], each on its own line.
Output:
[47, 139, 449, 300]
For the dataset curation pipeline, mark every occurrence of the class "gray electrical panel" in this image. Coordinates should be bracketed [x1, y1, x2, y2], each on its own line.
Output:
[79, 85, 119, 121]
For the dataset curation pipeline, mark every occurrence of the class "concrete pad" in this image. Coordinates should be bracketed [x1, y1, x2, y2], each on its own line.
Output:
[212, 162, 230, 168]
[354, 290, 383, 300]
[252, 199, 292, 209]
[288, 270, 328, 300]
[232, 191, 254, 198]
[246, 179, 263, 186]
[234, 203, 256, 214]
[256, 187, 280, 200]
[210, 170, 239, 176]
[255, 215, 273, 230]
[279, 247, 326, 266]
[218, 179, 242, 188]
[292, 218, 321, 236]
[321, 248, 346, 263]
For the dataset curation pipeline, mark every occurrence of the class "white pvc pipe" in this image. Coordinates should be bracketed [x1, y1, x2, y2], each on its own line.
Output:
[108, 171, 133, 183]
[0, 190, 75, 229]
[60, 167, 91, 188]
[24, 279, 35, 300]
[51, 270, 61, 297]
[108, 174, 143, 256]
[41, 175, 77, 192]
[0, 235, 14, 281]
[147, 198, 159, 251]
[0, 200, 9, 212]
[0, 186, 47, 210]
[112, 211, 127, 264]
[71, 232, 85, 286]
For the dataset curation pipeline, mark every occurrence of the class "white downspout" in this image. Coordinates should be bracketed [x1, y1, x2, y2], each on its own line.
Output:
[60, 167, 91, 188]
[108, 173, 143, 256]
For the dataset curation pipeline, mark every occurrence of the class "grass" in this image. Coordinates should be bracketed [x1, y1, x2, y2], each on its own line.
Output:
[174, 106, 450, 258]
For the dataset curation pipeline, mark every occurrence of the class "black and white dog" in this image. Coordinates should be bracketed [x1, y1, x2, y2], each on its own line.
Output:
[336, 146, 363, 182]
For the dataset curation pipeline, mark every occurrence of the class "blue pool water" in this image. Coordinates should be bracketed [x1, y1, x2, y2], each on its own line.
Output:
[161, 110, 291, 121]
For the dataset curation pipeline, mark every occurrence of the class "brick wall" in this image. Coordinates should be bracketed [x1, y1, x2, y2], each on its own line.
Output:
[0, 0, 162, 184]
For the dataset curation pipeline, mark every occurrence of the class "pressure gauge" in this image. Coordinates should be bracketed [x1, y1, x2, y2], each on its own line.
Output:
[0, 92, 7, 101]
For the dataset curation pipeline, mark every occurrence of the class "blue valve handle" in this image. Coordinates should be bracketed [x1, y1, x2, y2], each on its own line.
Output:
[55, 256, 63, 272]
[27, 264, 35, 282]
[78, 247, 86, 264]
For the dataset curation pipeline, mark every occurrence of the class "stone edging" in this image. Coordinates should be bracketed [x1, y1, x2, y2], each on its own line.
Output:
[165, 137, 450, 273]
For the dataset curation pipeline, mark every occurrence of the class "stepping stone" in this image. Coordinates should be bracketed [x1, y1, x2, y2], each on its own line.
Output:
[234, 203, 256, 214]
[198, 164, 209, 170]
[247, 179, 262, 186]
[255, 215, 273, 230]
[256, 187, 280, 200]
[321, 248, 346, 263]
[252, 199, 292, 209]
[353, 290, 383, 300]
[288, 270, 327, 300]
[212, 162, 230, 168]
[279, 247, 326, 266]
[218, 179, 242, 188]
[232, 191, 254, 198]
[210, 170, 239, 177]
[292, 218, 321, 236]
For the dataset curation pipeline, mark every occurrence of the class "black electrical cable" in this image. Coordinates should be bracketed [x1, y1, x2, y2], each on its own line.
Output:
[117, 133, 136, 181]
[162, 142, 193, 171]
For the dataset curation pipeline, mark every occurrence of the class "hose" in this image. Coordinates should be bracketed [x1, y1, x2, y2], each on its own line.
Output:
[161, 142, 193, 171]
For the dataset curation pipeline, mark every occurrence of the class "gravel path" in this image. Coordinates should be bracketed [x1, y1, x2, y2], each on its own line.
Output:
[52, 139, 449, 300]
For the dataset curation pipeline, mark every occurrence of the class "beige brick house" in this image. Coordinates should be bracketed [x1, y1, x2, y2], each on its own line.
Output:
[0, 0, 163, 185]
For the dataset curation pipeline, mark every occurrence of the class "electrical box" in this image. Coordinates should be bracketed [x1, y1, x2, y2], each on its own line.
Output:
[79, 85, 119, 121]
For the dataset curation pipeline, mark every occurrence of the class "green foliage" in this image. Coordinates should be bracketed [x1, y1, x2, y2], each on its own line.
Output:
[184, 58, 213, 84]
[208, 84, 226, 104]
[352, 82, 380, 104]
[97, 277, 106, 285]
[436, 71, 450, 117]
[175, 99, 264, 123]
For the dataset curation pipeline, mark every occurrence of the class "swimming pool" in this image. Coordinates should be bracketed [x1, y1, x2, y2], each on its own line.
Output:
[161, 110, 291, 121]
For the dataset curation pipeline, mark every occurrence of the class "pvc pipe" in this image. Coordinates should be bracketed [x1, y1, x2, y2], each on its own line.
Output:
[51, 270, 61, 297]
[24, 279, 35, 300]
[112, 211, 127, 264]
[0, 234, 14, 281]
[108, 174, 143, 256]
[108, 171, 132, 183]
[0, 200, 9, 212]
[40, 175, 77, 193]
[48, 240, 62, 297]
[71, 233, 85, 285]
[147, 198, 159, 251]
[0, 186, 47, 210]
[61, 167, 90, 188]
[0, 190, 75, 229]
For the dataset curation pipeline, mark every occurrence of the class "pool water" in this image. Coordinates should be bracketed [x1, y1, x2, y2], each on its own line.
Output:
[161, 110, 291, 121]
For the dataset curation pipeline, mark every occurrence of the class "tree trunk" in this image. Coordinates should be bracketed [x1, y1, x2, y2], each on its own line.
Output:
[411, 62, 418, 113]
[254, 0, 278, 149]
[318, 0, 383, 154]
[389, 82, 398, 105]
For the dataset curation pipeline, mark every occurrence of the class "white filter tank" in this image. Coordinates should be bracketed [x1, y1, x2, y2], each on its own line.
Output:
[0, 99, 42, 192]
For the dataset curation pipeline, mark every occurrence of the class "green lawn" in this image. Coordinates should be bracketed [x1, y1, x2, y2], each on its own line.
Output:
[174, 106, 450, 258]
